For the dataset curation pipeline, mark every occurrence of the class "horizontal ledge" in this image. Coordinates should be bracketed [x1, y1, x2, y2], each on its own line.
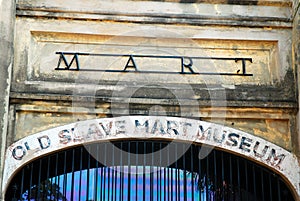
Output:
[16, 10, 293, 28]
[13, 104, 295, 119]
[9, 92, 298, 109]
[16, 0, 292, 27]
[129, 0, 293, 7]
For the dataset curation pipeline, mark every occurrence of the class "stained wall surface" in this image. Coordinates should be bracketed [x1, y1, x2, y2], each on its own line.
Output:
[1, 0, 300, 200]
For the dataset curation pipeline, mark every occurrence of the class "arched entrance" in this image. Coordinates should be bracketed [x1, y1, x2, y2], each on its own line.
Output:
[5, 140, 295, 201]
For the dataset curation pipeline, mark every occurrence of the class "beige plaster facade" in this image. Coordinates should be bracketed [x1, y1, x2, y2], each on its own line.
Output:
[0, 0, 300, 200]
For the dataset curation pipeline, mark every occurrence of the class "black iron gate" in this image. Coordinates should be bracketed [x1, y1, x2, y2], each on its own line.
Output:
[5, 140, 295, 201]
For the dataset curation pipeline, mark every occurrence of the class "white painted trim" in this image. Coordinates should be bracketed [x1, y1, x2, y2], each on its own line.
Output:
[2, 116, 300, 197]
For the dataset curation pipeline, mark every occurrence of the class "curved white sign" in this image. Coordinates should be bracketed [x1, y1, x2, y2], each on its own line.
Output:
[3, 116, 300, 196]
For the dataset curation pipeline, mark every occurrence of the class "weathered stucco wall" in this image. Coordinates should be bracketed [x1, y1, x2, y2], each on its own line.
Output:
[9, 0, 296, 147]
[0, 0, 15, 199]
[2, 0, 300, 199]
[294, 0, 300, 160]
[7, 99, 296, 151]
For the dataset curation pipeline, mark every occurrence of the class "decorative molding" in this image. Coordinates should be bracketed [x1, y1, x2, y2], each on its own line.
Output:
[16, 0, 292, 27]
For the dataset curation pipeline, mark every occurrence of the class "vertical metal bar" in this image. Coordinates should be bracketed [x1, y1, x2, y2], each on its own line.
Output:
[261, 169, 265, 201]
[168, 166, 173, 201]
[120, 142, 124, 201]
[168, 143, 171, 201]
[49, 170, 55, 201]
[150, 142, 154, 201]
[157, 143, 160, 201]
[103, 167, 107, 201]
[164, 144, 166, 201]
[164, 163, 166, 201]
[136, 142, 139, 201]
[167, 142, 171, 201]
[28, 163, 33, 200]
[252, 164, 257, 199]
[171, 167, 174, 201]
[128, 142, 131, 201]
[277, 179, 282, 201]
[213, 150, 217, 198]
[158, 168, 161, 201]
[104, 144, 107, 201]
[229, 154, 233, 201]
[198, 146, 202, 201]
[105, 146, 112, 200]
[19, 168, 24, 200]
[44, 156, 50, 201]
[269, 174, 273, 201]
[71, 149, 75, 201]
[159, 143, 162, 201]
[54, 153, 59, 199]
[206, 153, 209, 201]
[115, 165, 118, 201]
[143, 141, 146, 201]
[237, 157, 241, 200]
[110, 145, 113, 201]
[191, 145, 194, 201]
[112, 144, 116, 201]
[37, 158, 42, 200]
[245, 160, 249, 201]
[63, 151, 67, 198]
[94, 144, 99, 201]
[221, 152, 224, 201]
[166, 164, 169, 201]
[55, 153, 59, 201]
[183, 144, 187, 201]
[100, 164, 103, 200]
[176, 143, 179, 201]
[79, 147, 83, 201]
[87, 146, 91, 200]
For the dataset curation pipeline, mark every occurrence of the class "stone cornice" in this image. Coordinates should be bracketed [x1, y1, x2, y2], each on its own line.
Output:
[17, 0, 293, 27]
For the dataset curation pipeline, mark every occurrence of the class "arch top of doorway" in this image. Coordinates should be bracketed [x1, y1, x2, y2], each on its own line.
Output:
[3, 116, 300, 197]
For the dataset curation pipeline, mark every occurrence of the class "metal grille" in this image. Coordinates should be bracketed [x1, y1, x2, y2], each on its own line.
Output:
[6, 140, 295, 201]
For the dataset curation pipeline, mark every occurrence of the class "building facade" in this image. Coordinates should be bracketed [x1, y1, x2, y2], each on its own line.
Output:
[0, 0, 300, 200]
